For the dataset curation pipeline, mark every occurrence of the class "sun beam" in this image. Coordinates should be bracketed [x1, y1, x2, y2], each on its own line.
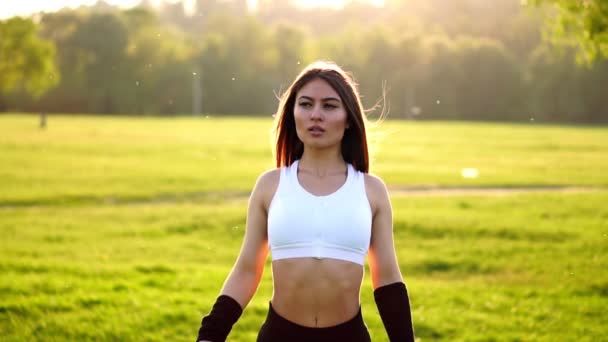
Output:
[1, 0, 386, 19]
[248, 0, 384, 11]
[295, 0, 385, 9]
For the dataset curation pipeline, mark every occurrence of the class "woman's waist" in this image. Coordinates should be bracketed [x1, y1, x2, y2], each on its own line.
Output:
[271, 266, 363, 327]
[270, 292, 362, 328]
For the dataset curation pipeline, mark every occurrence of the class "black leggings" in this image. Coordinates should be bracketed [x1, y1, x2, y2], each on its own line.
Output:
[257, 302, 371, 342]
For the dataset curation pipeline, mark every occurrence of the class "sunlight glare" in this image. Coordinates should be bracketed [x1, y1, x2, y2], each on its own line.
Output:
[2, 0, 385, 18]
[461, 168, 479, 179]
[291, 0, 384, 9]
[248, 0, 384, 11]
[1, 0, 140, 19]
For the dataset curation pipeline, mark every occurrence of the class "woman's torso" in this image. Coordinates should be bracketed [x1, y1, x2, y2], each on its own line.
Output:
[265, 160, 373, 327]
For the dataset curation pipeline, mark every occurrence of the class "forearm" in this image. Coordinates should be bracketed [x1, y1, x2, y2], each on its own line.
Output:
[197, 172, 270, 342]
[372, 270, 403, 290]
[220, 266, 264, 309]
[196, 267, 263, 342]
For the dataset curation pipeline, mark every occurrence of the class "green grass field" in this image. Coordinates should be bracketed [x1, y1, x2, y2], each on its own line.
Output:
[1, 114, 607, 341]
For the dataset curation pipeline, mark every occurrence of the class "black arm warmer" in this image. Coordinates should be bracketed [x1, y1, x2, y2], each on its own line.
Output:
[196, 295, 243, 342]
[374, 282, 415, 342]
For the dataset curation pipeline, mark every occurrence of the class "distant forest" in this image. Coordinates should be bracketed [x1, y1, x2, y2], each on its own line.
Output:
[2, 0, 607, 123]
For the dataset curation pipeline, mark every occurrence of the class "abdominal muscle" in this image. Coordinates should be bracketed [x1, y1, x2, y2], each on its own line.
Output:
[270, 257, 364, 328]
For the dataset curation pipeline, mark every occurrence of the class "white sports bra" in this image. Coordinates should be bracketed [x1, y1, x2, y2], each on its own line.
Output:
[267, 160, 372, 266]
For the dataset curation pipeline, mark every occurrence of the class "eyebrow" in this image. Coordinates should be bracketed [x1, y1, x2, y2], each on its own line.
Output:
[298, 95, 341, 103]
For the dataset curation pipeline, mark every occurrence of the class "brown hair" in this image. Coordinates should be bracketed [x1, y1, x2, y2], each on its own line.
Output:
[273, 61, 369, 172]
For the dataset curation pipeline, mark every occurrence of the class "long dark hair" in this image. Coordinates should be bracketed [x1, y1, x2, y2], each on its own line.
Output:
[273, 61, 369, 173]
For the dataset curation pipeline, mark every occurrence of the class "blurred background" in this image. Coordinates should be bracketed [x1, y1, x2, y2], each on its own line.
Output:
[2, 2, 608, 341]
[1, 0, 607, 123]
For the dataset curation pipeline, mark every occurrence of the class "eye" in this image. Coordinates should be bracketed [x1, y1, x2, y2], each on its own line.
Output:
[324, 103, 338, 109]
[298, 102, 312, 108]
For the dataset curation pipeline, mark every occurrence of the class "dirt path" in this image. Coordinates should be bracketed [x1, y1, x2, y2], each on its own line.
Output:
[388, 185, 604, 197]
[1, 186, 604, 208]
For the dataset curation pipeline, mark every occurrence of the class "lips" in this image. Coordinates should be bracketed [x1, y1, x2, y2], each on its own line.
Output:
[308, 125, 325, 133]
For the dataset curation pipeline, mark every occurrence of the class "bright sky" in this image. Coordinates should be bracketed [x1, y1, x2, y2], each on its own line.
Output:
[1, 0, 385, 19]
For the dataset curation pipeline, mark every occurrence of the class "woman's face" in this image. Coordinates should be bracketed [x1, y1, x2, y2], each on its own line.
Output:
[293, 78, 349, 151]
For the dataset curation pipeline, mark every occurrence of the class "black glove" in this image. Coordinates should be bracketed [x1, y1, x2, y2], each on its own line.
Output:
[196, 295, 243, 342]
[374, 282, 415, 342]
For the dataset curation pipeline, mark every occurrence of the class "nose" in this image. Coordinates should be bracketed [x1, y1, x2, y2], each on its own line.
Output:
[310, 104, 323, 120]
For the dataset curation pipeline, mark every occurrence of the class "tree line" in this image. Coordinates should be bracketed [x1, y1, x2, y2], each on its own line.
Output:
[1, 0, 607, 123]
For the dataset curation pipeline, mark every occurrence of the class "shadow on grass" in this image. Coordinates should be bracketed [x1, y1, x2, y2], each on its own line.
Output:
[395, 221, 575, 243]
[414, 321, 444, 340]
[573, 282, 608, 297]
[135, 265, 175, 274]
[409, 258, 498, 276]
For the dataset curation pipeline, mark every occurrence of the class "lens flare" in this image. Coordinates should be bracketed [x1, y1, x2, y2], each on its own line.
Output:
[461, 168, 479, 178]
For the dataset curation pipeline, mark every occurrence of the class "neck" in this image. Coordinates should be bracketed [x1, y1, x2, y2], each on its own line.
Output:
[299, 147, 345, 176]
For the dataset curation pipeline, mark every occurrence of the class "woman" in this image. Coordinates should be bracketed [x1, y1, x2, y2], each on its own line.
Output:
[196, 61, 415, 342]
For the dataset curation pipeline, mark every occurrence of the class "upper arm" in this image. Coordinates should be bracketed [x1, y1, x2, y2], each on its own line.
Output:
[219, 169, 279, 306]
[231, 169, 280, 275]
[366, 174, 403, 289]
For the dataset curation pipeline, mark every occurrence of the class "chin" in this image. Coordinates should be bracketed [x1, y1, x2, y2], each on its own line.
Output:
[297, 132, 344, 151]
[305, 140, 341, 150]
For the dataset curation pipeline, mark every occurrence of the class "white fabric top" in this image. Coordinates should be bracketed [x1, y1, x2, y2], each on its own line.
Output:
[267, 160, 373, 266]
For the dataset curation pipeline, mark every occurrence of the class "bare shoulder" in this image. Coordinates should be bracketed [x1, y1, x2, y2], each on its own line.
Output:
[364, 173, 388, 193]
[363, 173, 391, 214]
[251, 168, 281, 210]
[255, 168, 281, 190]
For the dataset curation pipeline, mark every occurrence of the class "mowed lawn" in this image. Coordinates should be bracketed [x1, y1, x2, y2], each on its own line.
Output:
[1, 114, 607, 341]
[2, 114, 608, 204]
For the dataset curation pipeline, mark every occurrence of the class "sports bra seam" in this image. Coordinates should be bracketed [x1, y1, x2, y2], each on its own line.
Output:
[271, 242, 365, 251]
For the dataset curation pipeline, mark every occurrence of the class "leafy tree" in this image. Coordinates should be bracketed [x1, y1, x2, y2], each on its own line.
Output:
[3, 0, 606, 123]
[35, 12, 130, 114]
[35, 9, 194, 115]
[272, 23, 313, 88]
[197, 14, 277, 114]
[72, 13, 130, 113]
[123, 8, 194, 114]
[417, 35, 523, 121]
[527, 45, 608, 123]
[527, 0, 608, 64]
[0, 18, 58, 100]
[36, 12, 90, 111]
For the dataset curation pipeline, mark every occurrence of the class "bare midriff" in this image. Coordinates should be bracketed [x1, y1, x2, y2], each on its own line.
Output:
[270, 257, 364, 328]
